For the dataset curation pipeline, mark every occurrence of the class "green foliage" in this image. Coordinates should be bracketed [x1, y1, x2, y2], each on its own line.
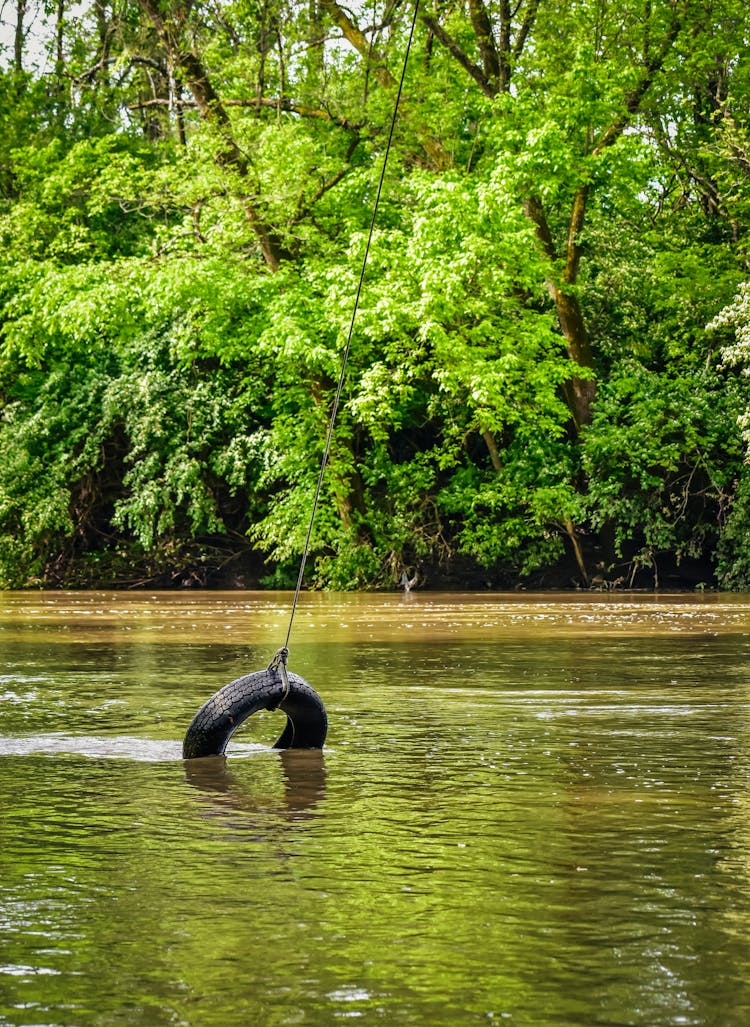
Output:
[1, 0, 750, 589]
[0, 254, 273, 586]
[438, 438, 583, 575]
[582, 361, 744, 580]
[0, 362, 110, 586]
[710, 283, 750, 588]
[714, 472, 750, 590]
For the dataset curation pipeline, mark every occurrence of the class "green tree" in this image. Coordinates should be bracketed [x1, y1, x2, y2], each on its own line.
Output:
[2, 0, 750, 590]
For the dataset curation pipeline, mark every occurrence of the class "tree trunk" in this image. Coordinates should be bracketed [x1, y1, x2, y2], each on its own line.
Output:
[14, 0, 27, 72]
[523, 195, 596, 428]
[137, 0, 291, 271]
[482, 429, 502, 472]
[563, 517, 588, 584]
[94, 0, 110, 85]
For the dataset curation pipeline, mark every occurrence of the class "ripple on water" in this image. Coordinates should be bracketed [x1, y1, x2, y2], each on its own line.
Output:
[3, 593, 750, 1027]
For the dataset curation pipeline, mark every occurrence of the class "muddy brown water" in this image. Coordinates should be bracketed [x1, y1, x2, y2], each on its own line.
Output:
[2, 590, 750, 1025]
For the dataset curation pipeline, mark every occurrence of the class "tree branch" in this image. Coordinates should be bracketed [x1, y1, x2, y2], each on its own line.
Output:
[513, 0, 541, 60]
[523, 195, 557, 261]
[468, 0, 501, 90]
[323, 0, 452, 168]
[322, 0, 396, 89]
[419, 12, 495, 98]
[129, 94, 363, 131]
[292, 131, 361, 226]
[593, 5, 683, 156]
[564, 184, 588, 284]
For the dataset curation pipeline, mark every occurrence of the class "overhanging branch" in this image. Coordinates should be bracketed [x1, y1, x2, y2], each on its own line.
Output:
[128, 94, 363, 131]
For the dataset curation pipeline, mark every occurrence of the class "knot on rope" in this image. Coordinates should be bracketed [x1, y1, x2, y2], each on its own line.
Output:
[267, 647, 290, 707]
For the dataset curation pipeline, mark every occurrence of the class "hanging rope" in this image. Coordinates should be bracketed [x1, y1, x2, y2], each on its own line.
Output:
[276, 0, 421, 658]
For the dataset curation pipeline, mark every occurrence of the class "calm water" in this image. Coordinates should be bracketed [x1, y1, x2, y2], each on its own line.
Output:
[2, 591, 750, 1026]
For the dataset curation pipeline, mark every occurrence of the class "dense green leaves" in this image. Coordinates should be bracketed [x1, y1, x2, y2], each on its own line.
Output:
[1, 0, 750, 589]
[582, 361, 744, 583]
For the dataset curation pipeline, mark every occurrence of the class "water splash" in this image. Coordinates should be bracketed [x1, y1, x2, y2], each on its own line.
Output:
[0, 733, 263, 762]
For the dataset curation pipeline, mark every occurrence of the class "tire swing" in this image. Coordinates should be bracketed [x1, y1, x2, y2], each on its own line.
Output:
[182, 5, 419, 759]
[183, 655, 328, 759]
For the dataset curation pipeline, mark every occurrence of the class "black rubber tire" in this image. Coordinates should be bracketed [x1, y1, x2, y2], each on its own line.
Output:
[182, 668, 327, 759]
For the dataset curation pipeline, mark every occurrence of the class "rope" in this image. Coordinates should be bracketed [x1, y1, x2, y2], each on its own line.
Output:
[281, 0, 421, 655]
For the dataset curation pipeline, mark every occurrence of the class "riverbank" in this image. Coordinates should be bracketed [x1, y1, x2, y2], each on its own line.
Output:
[15, 541, 718, 593]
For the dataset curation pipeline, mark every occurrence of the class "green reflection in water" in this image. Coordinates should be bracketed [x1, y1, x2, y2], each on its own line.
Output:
[2, 594, 750, 1025]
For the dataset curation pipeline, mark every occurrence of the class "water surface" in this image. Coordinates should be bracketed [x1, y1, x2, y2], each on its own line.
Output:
[2, 591, 750, 1025]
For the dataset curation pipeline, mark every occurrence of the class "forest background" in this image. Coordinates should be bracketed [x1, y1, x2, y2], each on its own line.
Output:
[2, 0, 750, 592]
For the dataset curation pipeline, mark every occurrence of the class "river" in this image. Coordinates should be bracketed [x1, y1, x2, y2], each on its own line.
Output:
[1, 590, 750, 1025]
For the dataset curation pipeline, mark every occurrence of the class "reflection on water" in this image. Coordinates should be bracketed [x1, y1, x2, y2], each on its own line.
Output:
[2, 591, 750, 1025]
[185, 749, 327, 817]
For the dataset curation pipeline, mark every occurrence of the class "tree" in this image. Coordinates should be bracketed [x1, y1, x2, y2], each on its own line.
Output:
[413, 0, 698, 429]
[1, 0, 750, 589]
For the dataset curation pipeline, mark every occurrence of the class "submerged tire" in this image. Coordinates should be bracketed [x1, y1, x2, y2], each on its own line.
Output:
[182, 668, 327, 759]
